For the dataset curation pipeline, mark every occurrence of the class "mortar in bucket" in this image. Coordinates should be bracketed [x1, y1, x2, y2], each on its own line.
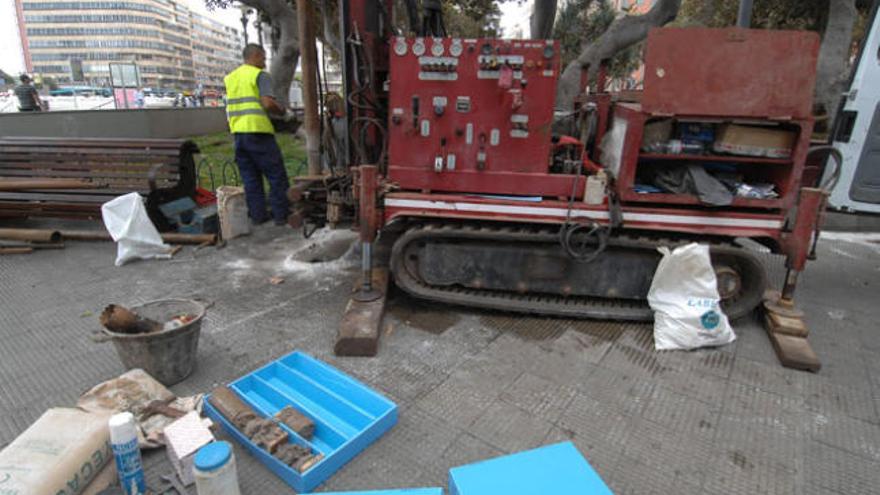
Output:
[96, 298, 207, 385]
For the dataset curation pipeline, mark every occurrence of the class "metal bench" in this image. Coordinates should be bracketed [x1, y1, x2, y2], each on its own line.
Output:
[0, 137, 198, 228]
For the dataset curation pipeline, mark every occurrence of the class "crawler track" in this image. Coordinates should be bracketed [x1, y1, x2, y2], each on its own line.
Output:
[390, 222, 767, 321]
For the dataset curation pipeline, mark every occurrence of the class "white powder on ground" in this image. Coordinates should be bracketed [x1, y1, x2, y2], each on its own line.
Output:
[222, 228, 359, 286]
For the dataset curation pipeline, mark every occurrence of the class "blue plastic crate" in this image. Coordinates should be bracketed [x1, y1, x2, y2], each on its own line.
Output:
[204, 351, 398, 493]
[448, 441, 612, 495]
[321, 490, 443, 495]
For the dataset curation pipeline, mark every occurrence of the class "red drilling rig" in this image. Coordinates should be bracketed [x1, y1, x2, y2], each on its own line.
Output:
[290, 2, 837, 364]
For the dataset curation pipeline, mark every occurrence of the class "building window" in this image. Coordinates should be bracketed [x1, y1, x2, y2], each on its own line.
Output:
[24, 14, 160, 25]
[27, 27, 160, 37]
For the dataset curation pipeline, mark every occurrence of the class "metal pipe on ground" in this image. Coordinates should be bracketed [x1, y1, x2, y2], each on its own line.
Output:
[0, 242, 65, 250]
[296, 0, 322, 176]
[0, 228, 62, 243]
[0, 247, 34, 255]
[60, 230, 216, 245]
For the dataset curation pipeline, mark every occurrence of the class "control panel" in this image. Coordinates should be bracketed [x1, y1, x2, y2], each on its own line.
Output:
[387, 37, 561, 196]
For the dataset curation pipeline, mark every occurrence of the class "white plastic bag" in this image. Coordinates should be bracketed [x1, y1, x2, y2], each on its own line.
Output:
[647, 243, 735, 351]
[101, 192, 172, 266]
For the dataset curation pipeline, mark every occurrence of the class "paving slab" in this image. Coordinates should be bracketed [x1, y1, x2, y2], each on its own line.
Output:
[0, 223, 878, 495]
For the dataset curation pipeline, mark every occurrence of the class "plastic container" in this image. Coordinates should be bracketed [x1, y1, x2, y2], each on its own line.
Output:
[204, 351, 398, 493]
[194, 441, 241, 495]
[584, 170, 607, 205]
[97, 298, 207, 385]
[109, 412, 146, 495]
[217, 186, 251, 240]
[449, 441, 612, 495]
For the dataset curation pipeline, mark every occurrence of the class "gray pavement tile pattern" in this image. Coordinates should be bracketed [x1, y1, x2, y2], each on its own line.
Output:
[0, 224, 878, 494]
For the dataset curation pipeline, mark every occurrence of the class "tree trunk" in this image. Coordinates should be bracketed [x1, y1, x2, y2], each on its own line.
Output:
[530, 0, 558, 40]
[555, 0, 681, 110]
[696, 0, 716, 26]
[241, 0, 300, 107]
[315, 0, 342, 55]
[815, 0, 856, 132]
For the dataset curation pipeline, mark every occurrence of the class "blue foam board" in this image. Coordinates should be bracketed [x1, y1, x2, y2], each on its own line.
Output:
[448, 441, 612, 495]
[320, 490, 443, 495]
[204, 351, 398, 493]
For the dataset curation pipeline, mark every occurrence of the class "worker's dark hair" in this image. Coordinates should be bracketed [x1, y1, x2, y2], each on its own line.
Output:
[242, 44, 265, 61]
[20, 74, 31, 83]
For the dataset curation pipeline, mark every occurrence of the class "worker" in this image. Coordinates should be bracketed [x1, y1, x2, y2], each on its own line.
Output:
[14, 74, 43, 112]
[224, 43, 295, 225]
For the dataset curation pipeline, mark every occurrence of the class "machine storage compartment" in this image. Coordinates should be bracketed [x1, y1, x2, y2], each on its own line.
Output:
[612, 104, 812, 210]
[204, 351, 398, 493]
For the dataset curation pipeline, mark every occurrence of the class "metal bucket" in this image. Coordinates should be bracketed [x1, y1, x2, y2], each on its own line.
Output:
[97, 298, 207, 386]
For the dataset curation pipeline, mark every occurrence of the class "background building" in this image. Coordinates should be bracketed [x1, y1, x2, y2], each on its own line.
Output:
[191, 11, 242, 91]
[14, 0, 241, 91]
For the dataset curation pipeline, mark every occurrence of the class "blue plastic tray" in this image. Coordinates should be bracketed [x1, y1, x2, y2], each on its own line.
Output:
[448, 441, 612, 495]
[321, 490, 442, 495]
[204, 351, 398, 493]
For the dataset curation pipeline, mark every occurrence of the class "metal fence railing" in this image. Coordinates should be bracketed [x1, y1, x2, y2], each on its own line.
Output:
[195, 153, 309, 191]
[196, 154, 241, 191]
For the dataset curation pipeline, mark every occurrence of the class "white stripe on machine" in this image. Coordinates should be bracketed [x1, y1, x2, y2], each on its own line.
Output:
[384, 198, 783, 229]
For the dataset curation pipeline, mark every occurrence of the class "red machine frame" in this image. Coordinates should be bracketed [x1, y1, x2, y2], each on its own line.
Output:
[331, 7, 828, 312]
[368, 29, 824, 282]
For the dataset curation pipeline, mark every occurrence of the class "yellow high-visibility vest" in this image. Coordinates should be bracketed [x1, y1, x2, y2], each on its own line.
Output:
[224, 64, 274, 134]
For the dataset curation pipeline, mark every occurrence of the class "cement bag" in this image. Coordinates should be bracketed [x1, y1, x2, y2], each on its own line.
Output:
[101, 192, 171, 266]
[217, 185, 251, 240]
[647, 243, 735, 350]
[0, 408, 112, 495]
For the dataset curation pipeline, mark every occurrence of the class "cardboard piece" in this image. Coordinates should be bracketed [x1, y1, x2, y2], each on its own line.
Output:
[78, 368, 204, 449]
[640, 119, 674, 150]
[449, 442, 612, 495]
[163, 411, 215, 486]
[713, 124, 796, 158]
[0, 408, 113, 495]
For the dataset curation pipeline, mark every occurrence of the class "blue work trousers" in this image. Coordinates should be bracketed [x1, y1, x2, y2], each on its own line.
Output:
[233, 133, 290, 223]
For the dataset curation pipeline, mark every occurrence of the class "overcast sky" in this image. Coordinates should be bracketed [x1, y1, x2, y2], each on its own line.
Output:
[1, 0, 533, 76]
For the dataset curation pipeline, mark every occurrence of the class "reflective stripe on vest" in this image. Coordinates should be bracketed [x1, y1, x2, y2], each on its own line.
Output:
[223, 65, 274, 134]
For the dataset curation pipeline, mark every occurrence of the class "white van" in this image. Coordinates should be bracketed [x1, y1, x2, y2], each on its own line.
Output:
[828, 3, 880, 213]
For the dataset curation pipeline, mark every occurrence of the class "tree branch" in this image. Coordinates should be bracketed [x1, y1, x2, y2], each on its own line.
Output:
[555, 0, 681, 110]
[530, 0, 558, 40]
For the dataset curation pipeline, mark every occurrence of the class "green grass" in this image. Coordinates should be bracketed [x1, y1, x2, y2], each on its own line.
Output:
[189, 132, 308, 190]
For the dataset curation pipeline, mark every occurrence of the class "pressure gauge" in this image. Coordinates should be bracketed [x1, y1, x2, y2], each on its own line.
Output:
[393, 37, 407, 56]
[412, 38, 426, 56]
[449, 39, 463, 57]
[431, 38, 444, 57]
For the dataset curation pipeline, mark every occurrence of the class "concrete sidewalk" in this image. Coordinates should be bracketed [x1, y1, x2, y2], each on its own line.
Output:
[0, 224, 877, 494]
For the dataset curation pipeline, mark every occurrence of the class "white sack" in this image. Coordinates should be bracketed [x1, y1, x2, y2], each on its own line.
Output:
[647, 243, 735, 351]
[216, 185, 251, 240]
[101, 192, 171, 266]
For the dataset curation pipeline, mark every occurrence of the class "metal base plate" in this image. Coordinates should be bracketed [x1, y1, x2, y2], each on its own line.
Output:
[352, 287, 383, 302]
